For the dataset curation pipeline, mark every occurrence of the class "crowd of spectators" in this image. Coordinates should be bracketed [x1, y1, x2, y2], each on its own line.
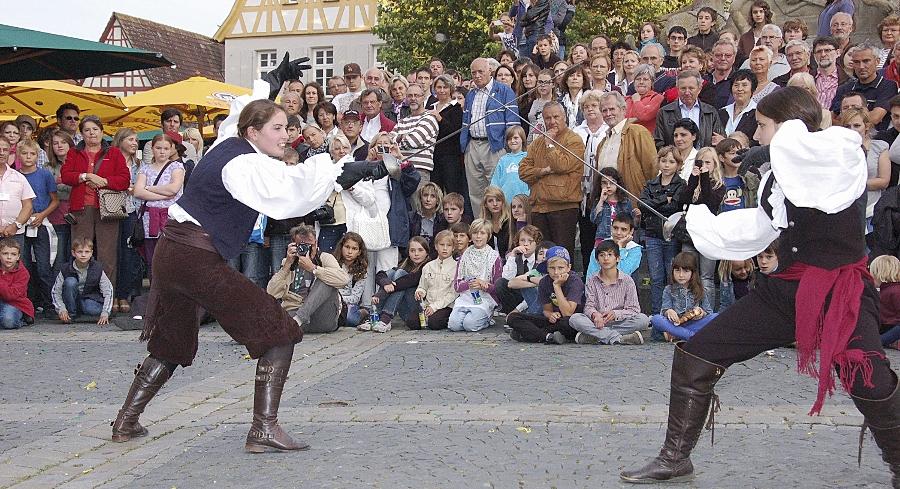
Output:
[0, 1, 899, 349]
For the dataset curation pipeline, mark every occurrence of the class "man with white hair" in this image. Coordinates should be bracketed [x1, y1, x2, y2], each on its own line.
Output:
[739, 24, 790, 80]
[772, 40, 812, 86]
[831, 42, 899, 131]
[830, 12, 855, 55]
[461, 57, 520, 211]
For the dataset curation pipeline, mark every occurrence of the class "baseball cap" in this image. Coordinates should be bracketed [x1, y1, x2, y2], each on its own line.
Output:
[341, 109, 363, 121]
[343, 63, 362, 77]
[537, 246, 571, 274]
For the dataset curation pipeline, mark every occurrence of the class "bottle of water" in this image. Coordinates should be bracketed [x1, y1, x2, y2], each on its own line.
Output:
[471, 289, 482, 305]
[370, 304, 379, 326]
[418, 301, 427, 328]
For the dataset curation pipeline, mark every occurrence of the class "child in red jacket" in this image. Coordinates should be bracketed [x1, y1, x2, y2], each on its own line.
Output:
[0, 238, 34, 329]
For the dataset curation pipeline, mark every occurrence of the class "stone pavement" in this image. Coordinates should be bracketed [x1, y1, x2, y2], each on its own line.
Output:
[1, 321, 898, 488]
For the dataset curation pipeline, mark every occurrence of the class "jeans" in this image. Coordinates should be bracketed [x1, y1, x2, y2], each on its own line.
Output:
[378, 269, 418, 323]
[363, 247, 399, 308]
[448, 306, 491, 332]
[0, 301, 24, 329]
[651, 312, 719, 341]
[52, 223, 71, 274]
[882, 325, 900, 346]
[569, 312, 651, 344]
[269, 234, 291, 270]
[645, 236, 679, 314]
[23, 225, 52, 308]
[228, 242, 270, 288]
[293, 279, 340, 333]
[116, 212, 143, 300]
[62, 276, 104, 317]
[318, 224, 346, 253]
[345, 304, 364, 327]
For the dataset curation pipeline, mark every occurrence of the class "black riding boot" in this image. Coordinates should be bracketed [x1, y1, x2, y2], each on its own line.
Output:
[245, 343, 309, 453]
[620, 342, 725, 483]
[852, 371, 900, 488]
[111, 356, 174, 442]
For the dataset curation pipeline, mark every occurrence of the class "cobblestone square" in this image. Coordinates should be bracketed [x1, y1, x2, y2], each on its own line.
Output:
[1, 321, 897, 488]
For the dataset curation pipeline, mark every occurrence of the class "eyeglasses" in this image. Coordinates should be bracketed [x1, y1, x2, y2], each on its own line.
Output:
[63, 116, 79, 121]
[814, 48, 835, 55]
[537, 80, 553, 85]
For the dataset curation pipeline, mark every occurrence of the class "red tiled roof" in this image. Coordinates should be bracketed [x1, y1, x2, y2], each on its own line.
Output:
[108, 12, 224, 86]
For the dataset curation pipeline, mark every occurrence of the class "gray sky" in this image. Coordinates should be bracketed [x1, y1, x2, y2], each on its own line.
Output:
[6, 0, 236, 41]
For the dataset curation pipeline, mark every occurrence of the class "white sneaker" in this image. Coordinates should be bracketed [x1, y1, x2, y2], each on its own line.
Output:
[372, 321, 392, 333]
[357, 321, 372, 332]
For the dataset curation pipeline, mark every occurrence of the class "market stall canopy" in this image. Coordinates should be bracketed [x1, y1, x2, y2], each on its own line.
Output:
[0, 24, 172, 82]
[104, 76, 250, 135]
[0, 80, 125, 125]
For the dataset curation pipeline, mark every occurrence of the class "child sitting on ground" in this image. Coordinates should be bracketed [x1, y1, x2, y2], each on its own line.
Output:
[52, 238, 113, 325]
[651, 251, 717, 342]
[0, 238, 34, 329]
[717, 258, 755, 311]
[507, 246, 585, 343]
[570, 239, 649, 345]
[365, 236, 430, 333]
[495, 225, 543, 314]
[504, 239, 555, 316]
[334, 232, 368, 328]
[450, 221, 470, 260]
[448, 219, 503, 332]
[586, 214, 642, 278]
[409, 182, 447, 250]
[415, 230, 459, 330]
[869, 254, 900, 350]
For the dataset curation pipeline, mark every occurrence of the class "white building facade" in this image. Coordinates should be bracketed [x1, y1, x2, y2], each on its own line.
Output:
[216, 0, 384, 88]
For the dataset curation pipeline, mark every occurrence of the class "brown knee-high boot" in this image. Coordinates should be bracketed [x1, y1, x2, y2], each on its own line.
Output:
[245, 343, 309, 453]
[111, 356, 174, 442]
[620, 342, 725, 483]
[852, 371, 900, 489]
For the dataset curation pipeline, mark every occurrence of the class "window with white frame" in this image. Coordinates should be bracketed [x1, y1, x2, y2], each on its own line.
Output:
[312, 47, 334, 87]
[373, 45, 385, 70]
[257, 50, 278, 79]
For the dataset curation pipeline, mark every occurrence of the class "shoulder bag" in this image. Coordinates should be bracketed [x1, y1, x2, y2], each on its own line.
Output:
[128, 161, 175, 248]
[93, 148, 127, 220]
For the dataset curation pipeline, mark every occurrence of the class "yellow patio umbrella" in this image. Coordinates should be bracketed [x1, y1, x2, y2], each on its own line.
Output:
[0, 80, 125, 126]
[106, 76, 251, 136]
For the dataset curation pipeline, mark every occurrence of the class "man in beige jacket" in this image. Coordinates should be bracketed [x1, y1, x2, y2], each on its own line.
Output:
[267, 225, 349, 333]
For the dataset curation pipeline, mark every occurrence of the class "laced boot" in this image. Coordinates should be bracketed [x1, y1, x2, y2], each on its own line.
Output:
[620, 342, 725, 483]
[111, 356, 173, 442]
[245, 344, 309, 453]
[852, 371, 900, 488]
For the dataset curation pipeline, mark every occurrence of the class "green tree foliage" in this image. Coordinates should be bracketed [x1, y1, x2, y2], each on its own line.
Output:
[373, 0, 692, 73]
[373, 0, 507, 74]
[566, 0, 693, 46]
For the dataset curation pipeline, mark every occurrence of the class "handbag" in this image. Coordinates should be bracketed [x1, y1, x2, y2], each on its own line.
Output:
[90, 147, 127, 220]
[128, 161, 175, 248]
[351, 211, 391, 251]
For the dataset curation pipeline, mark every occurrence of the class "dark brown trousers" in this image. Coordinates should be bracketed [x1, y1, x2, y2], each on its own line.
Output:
[145, 235, 302, 367]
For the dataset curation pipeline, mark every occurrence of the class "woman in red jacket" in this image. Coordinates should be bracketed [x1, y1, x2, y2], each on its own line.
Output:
[61, 116, 131, 290]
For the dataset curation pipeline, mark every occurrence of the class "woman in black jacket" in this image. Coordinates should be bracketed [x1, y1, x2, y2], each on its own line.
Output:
[428, 75, 465, 197]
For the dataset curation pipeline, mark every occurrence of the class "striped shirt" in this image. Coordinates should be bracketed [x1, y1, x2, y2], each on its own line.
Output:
[815, 69, 840, 110]
[395, 113, 439, 172]
[583, 270, 641, 321]
[469, 80, 493, 138]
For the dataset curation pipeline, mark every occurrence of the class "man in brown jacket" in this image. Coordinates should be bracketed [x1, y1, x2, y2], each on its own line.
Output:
[266, 225, 349, 333]
[519, 102, 586, 258]
[593, 91, 658, 205]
